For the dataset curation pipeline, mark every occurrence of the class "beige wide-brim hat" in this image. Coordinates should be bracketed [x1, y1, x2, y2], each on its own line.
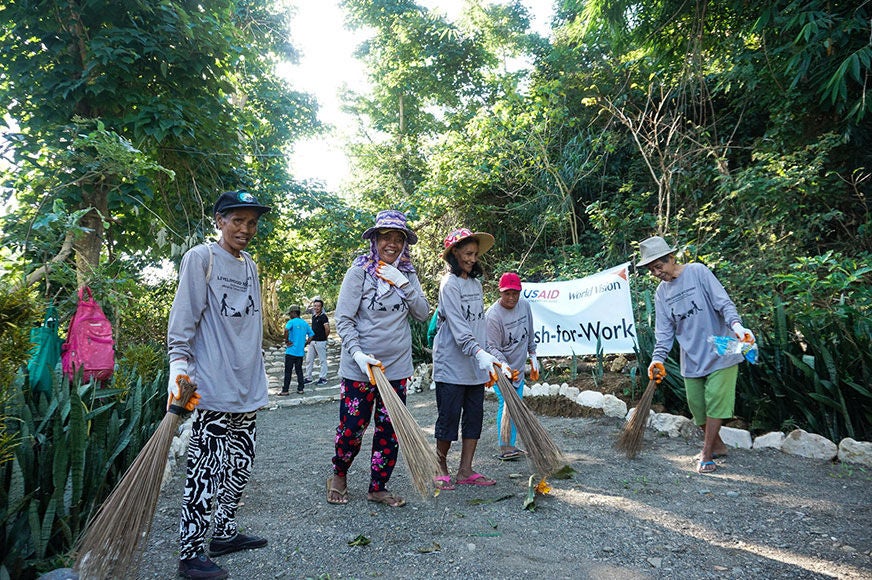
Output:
[441, 228, 495, 260]
[636, 236, 677, 268]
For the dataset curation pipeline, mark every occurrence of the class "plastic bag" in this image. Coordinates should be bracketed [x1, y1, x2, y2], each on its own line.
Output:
[708, 335, 758, 364]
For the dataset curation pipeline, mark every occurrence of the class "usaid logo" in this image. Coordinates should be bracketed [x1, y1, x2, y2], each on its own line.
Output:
[523, 288, 560, 300]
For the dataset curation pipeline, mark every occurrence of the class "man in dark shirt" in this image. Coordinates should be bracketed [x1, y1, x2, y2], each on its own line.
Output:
[304, 297, 331, 385]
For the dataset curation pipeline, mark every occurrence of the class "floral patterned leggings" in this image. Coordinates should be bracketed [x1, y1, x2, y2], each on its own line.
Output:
[332, 377, 407, 492]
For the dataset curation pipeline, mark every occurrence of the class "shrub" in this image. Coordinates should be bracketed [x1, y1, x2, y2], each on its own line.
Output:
[0, 372, 165, 578]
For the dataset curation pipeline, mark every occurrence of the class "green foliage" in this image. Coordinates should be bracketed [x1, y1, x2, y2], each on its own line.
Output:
[747, 253, 872, 440]
[0, 373, 165, 578]
[409, 318, 430, 365]
[1, 0, 319, 284]
[0, 287, 39, 468]
[115, 280, 177, 348]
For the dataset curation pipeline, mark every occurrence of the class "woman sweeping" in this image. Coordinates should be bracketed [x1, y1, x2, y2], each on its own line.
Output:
[432, 228, 511, 490]
[327, 210, 430, 507]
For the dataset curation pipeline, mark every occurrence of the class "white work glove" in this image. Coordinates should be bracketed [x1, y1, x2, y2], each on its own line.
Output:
[376, 261, 409, 288]
[167, 359, 188, 401]
[475, 349, 511, 380]
[529, 354, 540, 382]
[352, 351, 383, 384]
[731, 322, 756, 344]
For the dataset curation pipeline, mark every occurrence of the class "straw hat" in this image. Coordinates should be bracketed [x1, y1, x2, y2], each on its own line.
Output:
[442, 228, 495, 260]
[635, 236, 677, 268]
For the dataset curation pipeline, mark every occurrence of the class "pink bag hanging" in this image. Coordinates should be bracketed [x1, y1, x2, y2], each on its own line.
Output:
[61, 287, 115, 382]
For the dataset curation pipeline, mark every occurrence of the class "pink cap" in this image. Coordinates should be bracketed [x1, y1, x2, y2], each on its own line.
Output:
[498, 272, 522, 292]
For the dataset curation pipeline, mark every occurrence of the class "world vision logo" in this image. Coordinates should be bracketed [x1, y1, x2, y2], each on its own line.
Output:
[567, 268, 627, 301]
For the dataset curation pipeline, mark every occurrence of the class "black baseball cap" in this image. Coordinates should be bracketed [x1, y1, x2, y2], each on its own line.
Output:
[213, 190, 272, 216]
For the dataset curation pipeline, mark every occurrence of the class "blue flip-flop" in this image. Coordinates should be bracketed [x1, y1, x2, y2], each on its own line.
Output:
[697, 460, 717, 474]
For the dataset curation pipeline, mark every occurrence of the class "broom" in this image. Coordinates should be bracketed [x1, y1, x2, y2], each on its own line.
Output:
[74, 376, 199, 579]
[493, 366, 567, 478]
[370, 365, 439, 498]
[615, 379, 657, 459]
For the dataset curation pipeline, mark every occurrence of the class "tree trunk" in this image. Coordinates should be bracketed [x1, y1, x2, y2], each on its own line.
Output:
[261, 275, 283, 345]
[73, 184, 108, 286]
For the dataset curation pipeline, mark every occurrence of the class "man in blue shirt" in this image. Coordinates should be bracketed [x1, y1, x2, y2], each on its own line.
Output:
[280, 305, 314, 395]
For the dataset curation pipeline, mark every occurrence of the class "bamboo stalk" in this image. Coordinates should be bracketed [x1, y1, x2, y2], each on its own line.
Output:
[371, 366, 439, 498]
[74, 377, 198, 579]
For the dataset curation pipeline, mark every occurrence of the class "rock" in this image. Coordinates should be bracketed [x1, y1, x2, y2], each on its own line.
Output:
[609, 354, 628, 373]
[525, 383, 546, 397]
[577, 390, 604, 409]
[647, 557, 662, 568]
[601, 394, 628, 418]
[781, 429, 837, 460]
[564, 386, 579, 400]
[625, 407, 654, 426]
[38, 569, 78, 580]
[547, 384, 560, 396]
[650, 413, 695, 438]
[752, 431, 785, 450]
[720, 426, 752, 449]
[837, 438, 872, 467]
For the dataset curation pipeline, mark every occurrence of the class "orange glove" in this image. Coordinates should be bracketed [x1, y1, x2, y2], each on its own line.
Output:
[167, 374, 201, 413]
[529, 355, 539, 382]
[648, 361, 666, 384]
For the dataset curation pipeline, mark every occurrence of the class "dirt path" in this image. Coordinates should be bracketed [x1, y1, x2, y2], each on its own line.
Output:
[138, 380, 872, 579]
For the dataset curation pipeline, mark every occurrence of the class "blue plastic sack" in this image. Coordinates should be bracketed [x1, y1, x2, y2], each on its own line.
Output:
[708, 335, 758, 364]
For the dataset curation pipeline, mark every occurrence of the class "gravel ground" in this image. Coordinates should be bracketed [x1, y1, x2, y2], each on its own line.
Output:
[136, 385, 872, 580]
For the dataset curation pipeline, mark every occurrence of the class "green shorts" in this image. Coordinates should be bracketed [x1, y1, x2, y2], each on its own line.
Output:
[683, 365, 739, 426]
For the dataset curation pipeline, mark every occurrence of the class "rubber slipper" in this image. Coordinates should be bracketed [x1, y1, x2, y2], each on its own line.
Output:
[456, 473, 496, 486]
[367, 492, 406, 507]
[498, 450, 523, 461]
[697, 460, 717, 474]
[326, 476, 348, 504]
[433, 475, 455, 491]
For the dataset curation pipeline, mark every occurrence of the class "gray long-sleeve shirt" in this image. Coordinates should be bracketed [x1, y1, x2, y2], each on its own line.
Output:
[486, 298, 536, 386]
[652, 262, 744, 378]
[167, 243, 269, 412]
[432, 273, 491, 385]
[335, 266, 430, 382]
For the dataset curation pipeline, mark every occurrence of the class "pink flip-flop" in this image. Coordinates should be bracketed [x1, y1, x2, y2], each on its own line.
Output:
[456, 473, 496, 486]
[433, 475, 455, 491]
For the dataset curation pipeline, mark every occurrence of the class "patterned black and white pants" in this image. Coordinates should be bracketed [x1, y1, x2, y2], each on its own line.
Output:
[178, 409, 257, 559]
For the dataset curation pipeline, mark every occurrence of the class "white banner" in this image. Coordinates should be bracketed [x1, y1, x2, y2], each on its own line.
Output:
[524, 263, 638, 356]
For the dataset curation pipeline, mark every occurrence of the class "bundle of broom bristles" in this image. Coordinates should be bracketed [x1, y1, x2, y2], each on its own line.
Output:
[74, 376, 199, 579]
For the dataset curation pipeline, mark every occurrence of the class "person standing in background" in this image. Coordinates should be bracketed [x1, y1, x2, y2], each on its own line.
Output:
[304, 297, 330, 385]
[281, 305, 313, 395]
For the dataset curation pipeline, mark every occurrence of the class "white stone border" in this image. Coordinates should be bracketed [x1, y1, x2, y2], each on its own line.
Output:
[523, 381, 872, 468]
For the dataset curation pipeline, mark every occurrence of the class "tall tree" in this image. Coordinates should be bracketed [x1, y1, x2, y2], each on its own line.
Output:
[0, 0, 319, 286]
